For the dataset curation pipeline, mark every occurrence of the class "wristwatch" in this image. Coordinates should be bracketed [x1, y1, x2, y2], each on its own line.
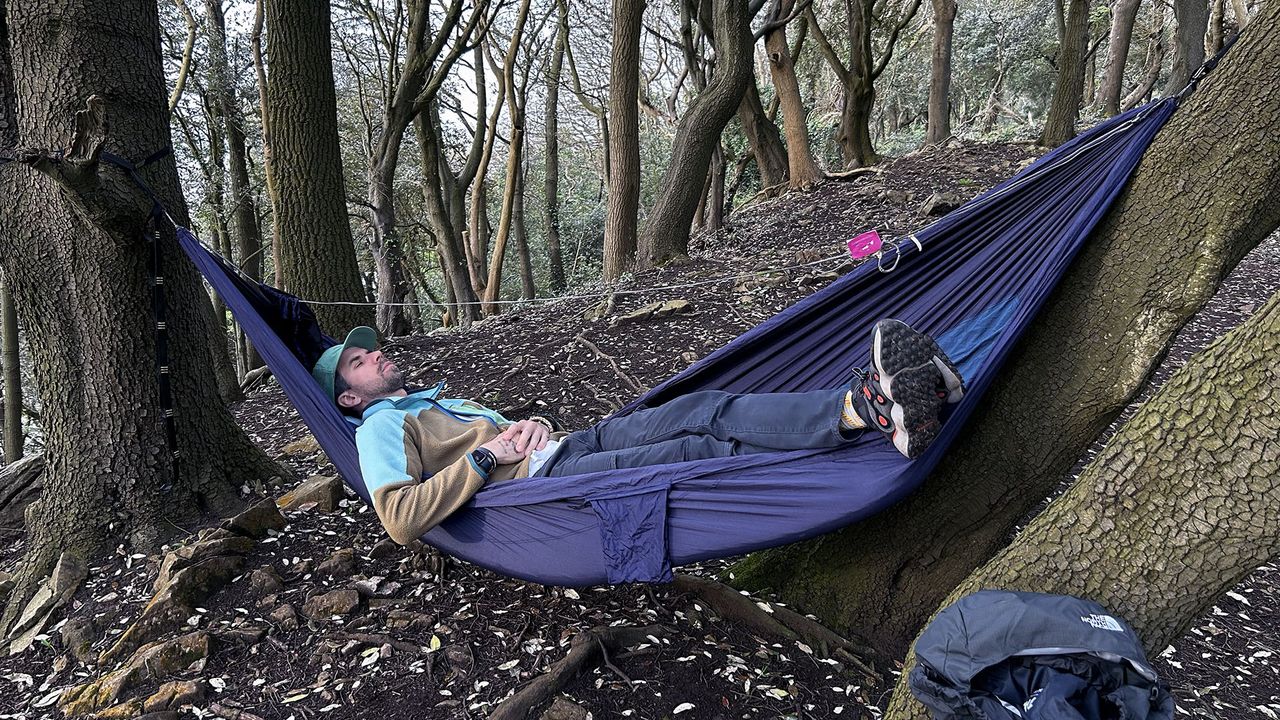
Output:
[470, 447, 497, 476]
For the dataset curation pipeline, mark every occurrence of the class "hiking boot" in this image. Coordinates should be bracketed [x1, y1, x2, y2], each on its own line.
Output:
[874, 319, 966, 404]
[866, 319, 951, 458]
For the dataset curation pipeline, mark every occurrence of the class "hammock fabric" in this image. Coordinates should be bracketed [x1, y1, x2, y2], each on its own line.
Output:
[178, 98, 1176, 586]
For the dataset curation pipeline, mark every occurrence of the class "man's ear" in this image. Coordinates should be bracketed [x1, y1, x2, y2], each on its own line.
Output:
[336, 390, 363, 411]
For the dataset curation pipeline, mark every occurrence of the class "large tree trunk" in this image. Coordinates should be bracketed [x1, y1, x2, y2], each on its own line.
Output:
[0, 0, 283, 632]
[885, 279, 1280, 719]
[544, 0, 569, 294]
[265, 0, 373, 334]
[733, 6, 1280, 659]
[1098, 0, 1142, 116]
[205, 0, 264, 374]
[639, 0, 752, 268]
[603, 0, 645, 281]
[765, 0, 824, 188]
[1039, 0, 1091, 146]
[736, 78, 790, 189]
[925, 0, 956, 145]
[1166, 0, 1209, 92]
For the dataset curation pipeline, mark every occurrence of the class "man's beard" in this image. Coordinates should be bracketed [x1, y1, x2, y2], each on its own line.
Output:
[372, 366, 406, 396]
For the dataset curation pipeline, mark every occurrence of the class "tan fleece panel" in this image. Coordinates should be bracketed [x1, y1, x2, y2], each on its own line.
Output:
[369, 409, 570, 543]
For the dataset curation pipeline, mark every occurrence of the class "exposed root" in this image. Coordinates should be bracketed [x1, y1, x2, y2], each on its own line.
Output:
[826, 166, 885, 181]
[673, 573, 881, 683]
[487, 624, 668, 720]
[574, 332, 645, 394]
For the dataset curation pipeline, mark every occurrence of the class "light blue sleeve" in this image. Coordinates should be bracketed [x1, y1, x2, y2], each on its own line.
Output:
[355, 411, 419, 494]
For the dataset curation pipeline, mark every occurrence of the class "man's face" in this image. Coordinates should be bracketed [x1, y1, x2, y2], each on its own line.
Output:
[335, 346, 405, 412]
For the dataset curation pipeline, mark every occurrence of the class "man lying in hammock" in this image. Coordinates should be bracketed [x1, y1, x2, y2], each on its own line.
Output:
[311, 320, 965, 544]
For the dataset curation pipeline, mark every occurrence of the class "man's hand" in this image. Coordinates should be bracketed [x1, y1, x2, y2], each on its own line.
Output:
[504, 419, 551, 454]
[478, 420, 549, 464]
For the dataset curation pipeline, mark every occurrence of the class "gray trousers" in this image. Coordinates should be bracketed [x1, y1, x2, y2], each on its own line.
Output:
[536, 389, 851, 477]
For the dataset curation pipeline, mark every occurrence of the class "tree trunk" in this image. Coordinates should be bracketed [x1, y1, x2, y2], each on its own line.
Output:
[251, 0, 281, 288]
[733, 5, 1280, 659]
[0, 0, 283, 632]
[485, 0, 534, 312]
[205, 0, 264, 373]
[1206, 0, 1224, 54]
[413, 106, 482, 325]
[363, 0, 482, 335]
[885, 281, 1280, 719]
[639, 0, 752, 268]
[839, 0, 880, 168]
[736, 78, 790, 189]
[513, 161, 536, 300]
[1230, 0, 1250, 29]
[544, 0, 569, 294]
[1121, 0, 1167, 111]
[765, 0, 824, 188]
[1167, 0, 1209, 92]
[0, 11, 21, 466]
[1098, 0, 1142, 116]
[0, 279, 20, 464]
[603, 0, 645, 281]
[925, 0, 956, 145]
[1039, 0, 1091, 146]
[265, 0, 373, 334]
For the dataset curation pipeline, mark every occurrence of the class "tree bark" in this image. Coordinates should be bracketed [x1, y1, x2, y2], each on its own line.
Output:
[807, 0, 922, 169]
[764, 0, 824, 188]
[639, 0, 752, 268]
[485, 0, 535, 312]
[603, 0, 645, 281]
[1039, 0, 1091, 146]
[413, 103, 482, 325]
[205, 0, 264, 373]
[513, 160, 536, 300]
[0, 0, 283, 633]
[265, 0, 373, 334]
[736, 77, 790, 189]
[250, 0, 281, 288]
[1098, 0, 1142, 116]
[0, 279, 20, 465]
[1120, 0, 1167, 111]
[1206, 0, 1224, 54]
[0, 7, 21, 466]
[365, 0, 483, 334]
[543, 0, 569, 294]
[885, 281, 1280, 719]
[1167, 0, 1209, 92]
[925, 0, 957, 145]
[733, 4, 1280, 659]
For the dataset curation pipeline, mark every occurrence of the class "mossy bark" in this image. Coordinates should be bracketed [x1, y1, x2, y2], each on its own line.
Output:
[732, 4, 1280, 659]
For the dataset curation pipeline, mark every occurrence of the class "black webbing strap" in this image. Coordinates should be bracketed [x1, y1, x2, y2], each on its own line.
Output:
[99, 149, 181, 492]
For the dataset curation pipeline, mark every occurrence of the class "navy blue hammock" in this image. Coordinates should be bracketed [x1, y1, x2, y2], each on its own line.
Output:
[178, 98, 1176, 586]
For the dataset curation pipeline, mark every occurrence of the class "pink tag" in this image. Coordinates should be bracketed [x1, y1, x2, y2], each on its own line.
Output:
[848, 230, 883, 259]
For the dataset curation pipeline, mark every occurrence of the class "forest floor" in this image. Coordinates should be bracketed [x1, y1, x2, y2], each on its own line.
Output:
[2, 140, 1278, 720]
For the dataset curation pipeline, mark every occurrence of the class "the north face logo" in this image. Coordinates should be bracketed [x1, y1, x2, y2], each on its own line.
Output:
[1080, 614, 1124, 632]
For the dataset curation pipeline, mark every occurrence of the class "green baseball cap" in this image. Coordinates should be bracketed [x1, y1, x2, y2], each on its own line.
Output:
[311, 326, 379, 402]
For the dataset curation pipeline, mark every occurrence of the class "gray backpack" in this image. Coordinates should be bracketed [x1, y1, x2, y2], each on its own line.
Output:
[909, 590, 1175, 719]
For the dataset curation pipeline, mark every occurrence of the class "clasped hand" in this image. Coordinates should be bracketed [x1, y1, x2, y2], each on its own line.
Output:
[480, 419, 550, 464]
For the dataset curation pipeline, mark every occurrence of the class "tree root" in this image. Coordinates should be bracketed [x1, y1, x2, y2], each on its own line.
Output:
[574, 332, 645, 394]
[487, 624, 668, 720]
[672, 573, 881, 683]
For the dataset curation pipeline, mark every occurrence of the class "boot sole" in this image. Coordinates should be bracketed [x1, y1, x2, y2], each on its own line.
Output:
[873, 319, 966, 404]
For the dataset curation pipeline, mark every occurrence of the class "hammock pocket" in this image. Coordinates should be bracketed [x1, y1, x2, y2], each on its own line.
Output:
[178, 99, 1176, 586]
